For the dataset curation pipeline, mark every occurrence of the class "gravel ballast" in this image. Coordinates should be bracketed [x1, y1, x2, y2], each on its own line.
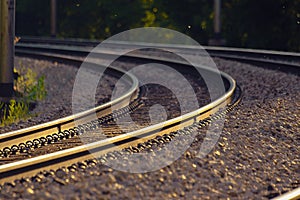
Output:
[0, 55, 299, 199]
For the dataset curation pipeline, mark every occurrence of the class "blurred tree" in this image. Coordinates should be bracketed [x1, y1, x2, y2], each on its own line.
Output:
[157, 0, 214, 44]
[16, 0, 49, 35]
[15, 0, 300, 51]
[57, 0, 143, 39]
[222, 0, 300, 51]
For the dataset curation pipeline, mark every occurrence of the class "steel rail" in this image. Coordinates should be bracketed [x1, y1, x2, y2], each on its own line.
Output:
[0, 54, 140, 153]
[271, 187, 300, 200]
[16, 36, 300, 57]
[16, 41, 300, 76]
[17, 36, 300, 64]
[0, 44, 239, 184]
[0, 66, 237, 184]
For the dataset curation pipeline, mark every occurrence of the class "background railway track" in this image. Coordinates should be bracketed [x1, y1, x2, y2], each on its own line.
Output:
[0, 37, 294, 198]
[16, 36, 300, 75]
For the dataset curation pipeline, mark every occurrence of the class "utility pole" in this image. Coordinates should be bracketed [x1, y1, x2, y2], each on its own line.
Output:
[208, 0, 226, 46]
[50, 0, 57, 37]
[214, 0, 221, 38]
[0, 0, 15, 99]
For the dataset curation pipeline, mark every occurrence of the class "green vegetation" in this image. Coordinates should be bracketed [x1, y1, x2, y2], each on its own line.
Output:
[0, 100, 29, 126]
[15, 68, 47, 102]
[16, 0, 300, 52]
[0, 67, 47, 126]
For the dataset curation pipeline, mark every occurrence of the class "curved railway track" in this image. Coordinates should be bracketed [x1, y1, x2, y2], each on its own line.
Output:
[17, 36, 300, 75]
[0, 38, 299, 199]
[0, 65, 140, 153]
[1, 41, 241, 184]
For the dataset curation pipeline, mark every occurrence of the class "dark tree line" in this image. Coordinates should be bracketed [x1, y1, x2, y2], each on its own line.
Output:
[16, 0, 300, 51]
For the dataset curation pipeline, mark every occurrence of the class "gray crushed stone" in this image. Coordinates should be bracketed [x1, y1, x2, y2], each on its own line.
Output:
[0, 57, 299, 199]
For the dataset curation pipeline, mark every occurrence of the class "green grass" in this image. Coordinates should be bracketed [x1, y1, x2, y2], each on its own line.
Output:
[15, 68, 47, 102]
[0, 67, 47, 127]
[0, 100, 29, 126]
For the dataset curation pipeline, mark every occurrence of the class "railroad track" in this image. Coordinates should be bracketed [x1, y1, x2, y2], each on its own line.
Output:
[1, 41, 240, 184]
[17, 36, 300, 75]
[1, 38, 299, 199]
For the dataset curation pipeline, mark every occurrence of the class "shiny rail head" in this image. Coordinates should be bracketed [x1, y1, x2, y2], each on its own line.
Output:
[0, 63, 139, 150]
[271, 187, 300, 200]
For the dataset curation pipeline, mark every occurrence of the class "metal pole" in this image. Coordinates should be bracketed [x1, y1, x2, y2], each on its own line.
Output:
[214, 0, 221, 38]
[0, 0, 15, 98]
[50, 0, 56, 37]
[209, 0, 225, 46]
